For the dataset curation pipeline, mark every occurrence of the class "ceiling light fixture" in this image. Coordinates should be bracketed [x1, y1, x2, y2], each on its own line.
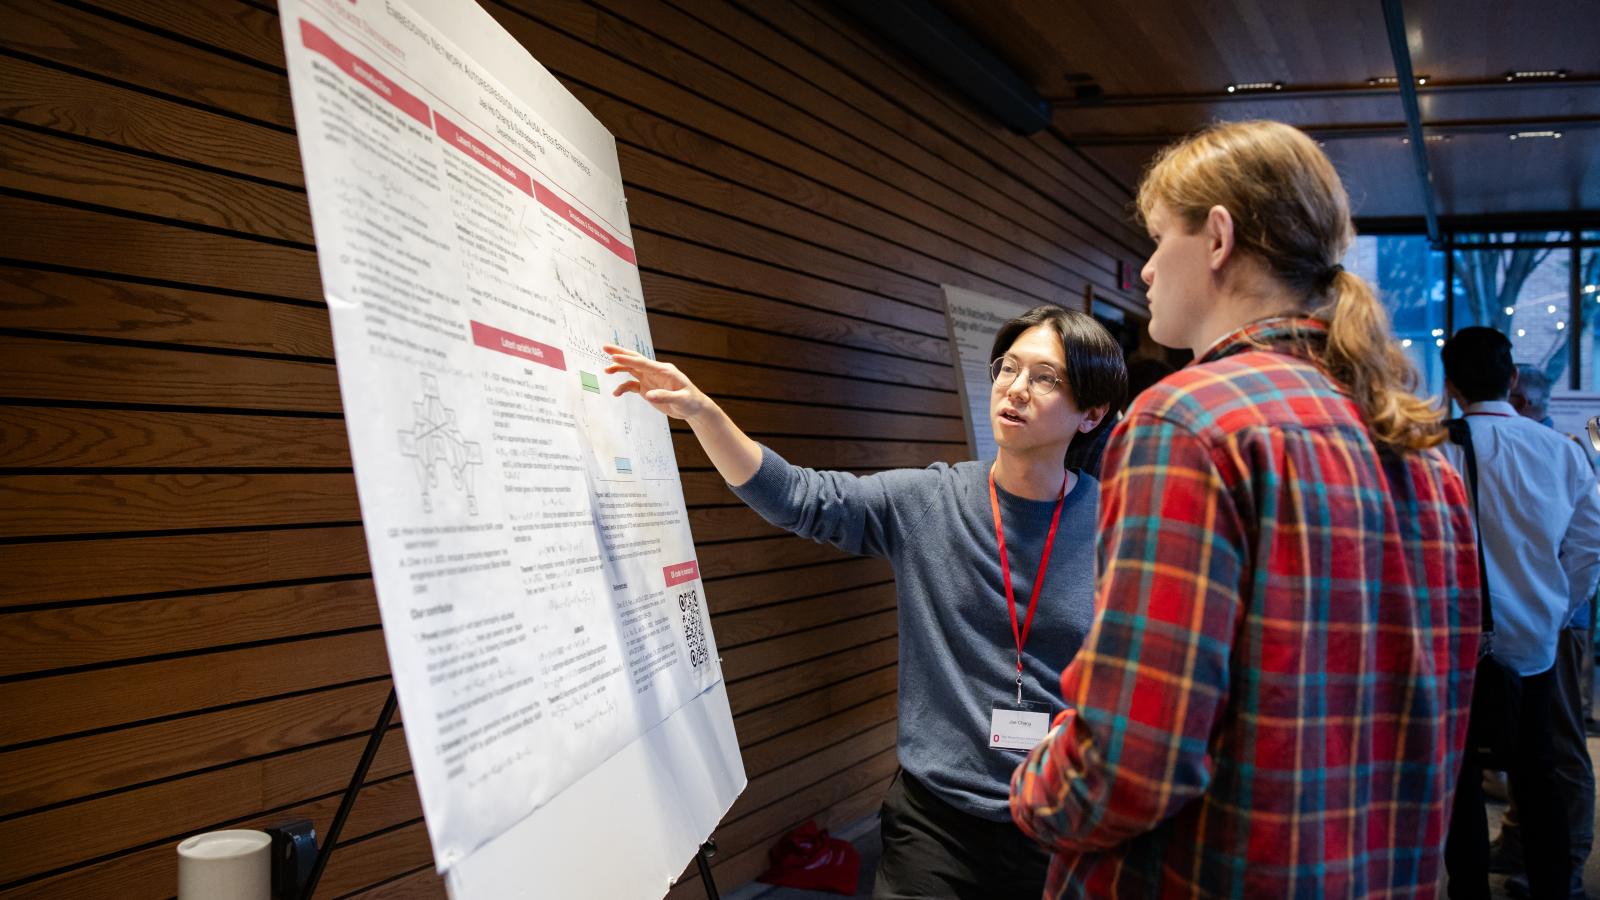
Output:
[1225, 81, 1284, 94]
[1509, 130, 1562, 140]
[1505, 69, 1569, 82]
[1367, 74, 1430, 86]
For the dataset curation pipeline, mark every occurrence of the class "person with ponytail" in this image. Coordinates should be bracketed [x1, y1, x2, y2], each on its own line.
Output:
[1009, 120, 1481, 897]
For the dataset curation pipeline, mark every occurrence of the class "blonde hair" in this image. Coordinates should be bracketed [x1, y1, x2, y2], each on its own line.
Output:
[1136, 120, 1443, 451]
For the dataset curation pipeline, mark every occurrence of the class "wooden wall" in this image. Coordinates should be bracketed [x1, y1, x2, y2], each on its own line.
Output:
[0, 0, 1147, 896]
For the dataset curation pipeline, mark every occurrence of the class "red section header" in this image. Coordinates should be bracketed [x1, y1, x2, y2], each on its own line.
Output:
[299, 20, 430, 127]
[435, 113, 533, 196]
[663, 560, 700, 587]
[533, 182, 637, 266]
[470, 321, 566, 370]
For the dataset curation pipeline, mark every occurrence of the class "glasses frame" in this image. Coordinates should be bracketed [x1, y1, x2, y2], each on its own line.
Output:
[989, 356, 1062, 396]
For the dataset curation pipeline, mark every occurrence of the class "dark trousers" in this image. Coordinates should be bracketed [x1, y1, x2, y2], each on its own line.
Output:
[1446, 666, 1573, 900]
[1550, 627, 1596, 877]
[873, 769, 1050, 900]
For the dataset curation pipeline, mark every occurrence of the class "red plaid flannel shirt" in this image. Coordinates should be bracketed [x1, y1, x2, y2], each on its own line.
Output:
[1011, 317, 1480, 897]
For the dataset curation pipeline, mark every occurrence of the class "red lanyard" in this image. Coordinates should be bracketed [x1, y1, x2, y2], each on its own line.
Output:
[988, 466, 1067, 703]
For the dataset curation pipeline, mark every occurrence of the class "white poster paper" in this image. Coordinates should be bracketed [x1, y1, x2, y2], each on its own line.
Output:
[278, 0, 734, 872]
[941, 285, 1037, 460]
[1550, 393, 1600, 441]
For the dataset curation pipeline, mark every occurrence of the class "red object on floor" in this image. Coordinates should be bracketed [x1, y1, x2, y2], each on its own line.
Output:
[758, 820, 862, 895]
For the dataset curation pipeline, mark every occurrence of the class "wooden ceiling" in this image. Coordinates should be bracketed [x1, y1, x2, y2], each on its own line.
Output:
[937, 0, 1600, 225]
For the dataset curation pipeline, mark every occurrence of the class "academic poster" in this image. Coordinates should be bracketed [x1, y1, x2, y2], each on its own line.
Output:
[279, 0, 723, 870]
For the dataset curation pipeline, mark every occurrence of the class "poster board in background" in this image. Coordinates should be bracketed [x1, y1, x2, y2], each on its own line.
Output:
[940, 286, 1035, 460]
[1549, 393, 1600, 440]
[276, 0, 744, 894]
[1550, 393, 1600, 476]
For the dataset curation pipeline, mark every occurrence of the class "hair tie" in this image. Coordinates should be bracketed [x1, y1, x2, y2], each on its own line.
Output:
[1318, 263, 1344, 289]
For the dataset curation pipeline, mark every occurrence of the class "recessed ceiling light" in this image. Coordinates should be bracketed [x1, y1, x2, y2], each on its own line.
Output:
[1505, 69, 1569, 82]
[1367, 74, 1430, 86]
[1510, 131, 1562, 140]
[1401, 338, 1413, 347]
[1225, 81, 1284, 94]
[1518, 329, 1527, 337]
[1505, 306, 1516, 315]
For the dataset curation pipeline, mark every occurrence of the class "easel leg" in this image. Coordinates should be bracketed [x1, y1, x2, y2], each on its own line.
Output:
[696, 838, 719, 900]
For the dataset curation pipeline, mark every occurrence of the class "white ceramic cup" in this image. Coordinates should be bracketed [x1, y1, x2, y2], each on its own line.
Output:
[177, 829, 272, 899]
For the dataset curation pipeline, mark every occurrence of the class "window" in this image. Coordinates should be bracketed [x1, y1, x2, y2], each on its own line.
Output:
[1343, 233, 1447, 398]
[1582, 232, 1600, 392]
[1451, 232, 1573, 392]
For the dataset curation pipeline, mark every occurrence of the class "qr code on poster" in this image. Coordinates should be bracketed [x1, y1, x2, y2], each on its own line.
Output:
[678, 587, 709, 670]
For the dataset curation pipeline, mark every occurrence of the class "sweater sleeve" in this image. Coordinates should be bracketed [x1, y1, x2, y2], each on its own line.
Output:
[726, 445, 933, 560]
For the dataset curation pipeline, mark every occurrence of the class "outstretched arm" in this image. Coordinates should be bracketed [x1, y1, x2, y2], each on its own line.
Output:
[605, 345, 761, 486]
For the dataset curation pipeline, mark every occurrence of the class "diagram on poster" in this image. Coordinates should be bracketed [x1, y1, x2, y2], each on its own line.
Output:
[277, 0, 734, 874]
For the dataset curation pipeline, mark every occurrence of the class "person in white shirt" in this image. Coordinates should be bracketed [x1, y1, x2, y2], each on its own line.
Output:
[1440, 328, 1600, 900]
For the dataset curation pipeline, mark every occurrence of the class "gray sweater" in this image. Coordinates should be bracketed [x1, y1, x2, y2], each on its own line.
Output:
[729, 447, 1098, 821]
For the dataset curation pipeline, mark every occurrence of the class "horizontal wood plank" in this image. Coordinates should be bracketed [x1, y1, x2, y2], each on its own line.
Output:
[0, 578, 378, 677]
[0, 525, 372, 607]
[0, 678, 394, 815]
[0, 405, 353, 469]
[0, 472, 360, 538]
[0, 194, 322, 301]
[733, 664, 897, 747]
[0, 123, 312, 243]
[0, 0, 294, 127]
[0, 628, 389, 746]
[0, 54, 303, 186]
[0, 265, 332, 356]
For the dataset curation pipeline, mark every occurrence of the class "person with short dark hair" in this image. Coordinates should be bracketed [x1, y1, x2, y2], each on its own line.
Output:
[1440, 327, 1600, 900]
[606, 304, 1127, 900]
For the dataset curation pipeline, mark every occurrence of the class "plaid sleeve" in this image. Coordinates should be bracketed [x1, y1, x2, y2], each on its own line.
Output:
[1011, 414, 1246, 851]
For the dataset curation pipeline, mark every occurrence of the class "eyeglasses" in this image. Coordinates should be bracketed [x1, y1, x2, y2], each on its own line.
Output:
[990, 356, 1062, 396]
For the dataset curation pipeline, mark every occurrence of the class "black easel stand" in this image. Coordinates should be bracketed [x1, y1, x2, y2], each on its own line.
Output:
[296, 687, 399, 900]
[290, 688, 720, 900]
[695, 838, 720, 900]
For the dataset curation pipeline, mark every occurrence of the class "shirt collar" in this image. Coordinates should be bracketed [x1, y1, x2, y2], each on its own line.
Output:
[1195, 315, 1329, 366]
[1463, 400, 1517, 417]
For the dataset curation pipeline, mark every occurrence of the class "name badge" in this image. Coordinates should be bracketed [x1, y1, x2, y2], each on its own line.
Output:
[988, 700, 1050, 751]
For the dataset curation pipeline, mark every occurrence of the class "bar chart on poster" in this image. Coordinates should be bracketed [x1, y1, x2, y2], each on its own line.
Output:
[277, 0, 744, 894]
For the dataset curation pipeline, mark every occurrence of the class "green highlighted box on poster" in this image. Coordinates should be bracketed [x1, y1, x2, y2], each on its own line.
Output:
[579, 371, 601, 393]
